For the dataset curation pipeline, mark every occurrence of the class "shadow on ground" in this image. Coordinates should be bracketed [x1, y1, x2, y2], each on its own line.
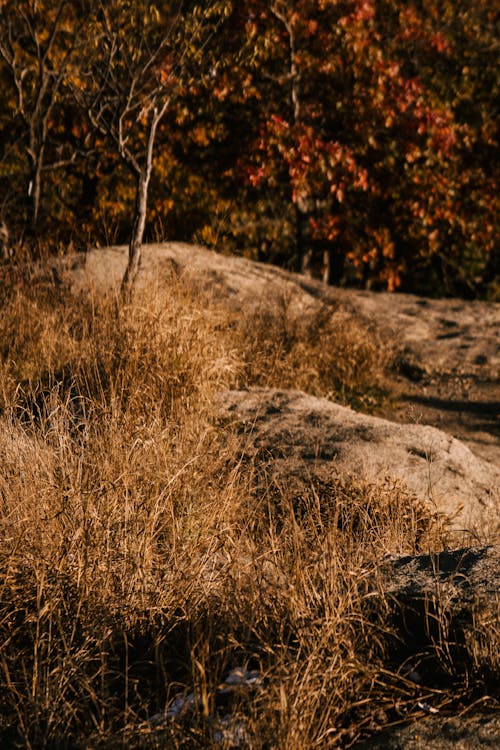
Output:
[404, 395, 499, 438]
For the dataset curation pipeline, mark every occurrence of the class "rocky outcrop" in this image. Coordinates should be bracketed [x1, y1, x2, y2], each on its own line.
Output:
[356, 545, 500, 750]
[47, 242, 499, 749]
[221, 388, 499, 541]
[62, 242, 500, 382]
[59, 242, 500, 464]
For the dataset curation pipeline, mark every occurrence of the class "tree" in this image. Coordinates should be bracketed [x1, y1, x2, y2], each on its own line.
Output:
[75, 0, 230, 292]
[0, 0, 87, 238]
[0, 0, 495, 298]
[230, 0, 494, 294]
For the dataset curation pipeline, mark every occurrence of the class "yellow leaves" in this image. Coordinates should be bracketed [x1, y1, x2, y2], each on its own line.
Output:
[405, 145, 421, 164]
[191, 125, 210, 147]
[214, 85, 229, 101]
[246, 20, 257, 38]
[428, 229, 439, 249]
[146, 4, 160, 24]
[198, 224, 220, 246]
[175, 107, 190, 126]
[371, 228, 395, 260]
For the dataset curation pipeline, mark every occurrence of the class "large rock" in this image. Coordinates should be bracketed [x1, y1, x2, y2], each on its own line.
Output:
[356, 545, 500, 750]
[58, 243, 500, 464]
[61, 242, 500, 381]
[52, 243, 499, 529]
[40, 242, 500, 750]
[221, 388, 499, 540]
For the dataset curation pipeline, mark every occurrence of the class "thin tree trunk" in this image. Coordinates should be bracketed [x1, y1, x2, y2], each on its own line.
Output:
[323, 248, 333, 285]
[323, 247, 345, 285]
[296, 200, 312, 275]
[121, 109, 161, 296]
[27, 151, 43, 236]
[122, 171, 150, 294]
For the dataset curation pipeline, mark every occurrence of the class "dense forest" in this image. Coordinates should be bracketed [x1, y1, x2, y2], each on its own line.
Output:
[0, 0, 498, 297]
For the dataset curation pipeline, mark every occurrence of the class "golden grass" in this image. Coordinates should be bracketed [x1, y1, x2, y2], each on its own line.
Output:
[0, 271, 496, 748]
[232, 297, 392, 410]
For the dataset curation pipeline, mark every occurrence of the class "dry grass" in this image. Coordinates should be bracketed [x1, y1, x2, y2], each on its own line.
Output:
[232, 296, 392, 410]
[0, 270, 496, 748]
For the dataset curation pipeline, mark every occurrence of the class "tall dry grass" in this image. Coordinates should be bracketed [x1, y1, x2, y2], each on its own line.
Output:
[232, 296, 392, 410]
[0, 271, 496, 748]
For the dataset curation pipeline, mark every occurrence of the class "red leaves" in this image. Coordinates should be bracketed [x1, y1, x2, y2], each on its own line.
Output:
[429, 32, 451, 54]
[0, 0, 494, 296]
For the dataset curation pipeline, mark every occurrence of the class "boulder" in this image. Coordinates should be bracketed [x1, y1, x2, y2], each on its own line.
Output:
[356, 545, 500, 750]
[52, 243, 499, 533]
[221, 388, 499, 541]
[66, 242, 500, 381]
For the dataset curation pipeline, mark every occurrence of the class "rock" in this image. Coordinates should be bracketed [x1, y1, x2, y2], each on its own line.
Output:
[354, 546, 500, 749]
[65, 243, 500, 382]
[52, 242, 500, 532]
[47, 242, 499, 382]
[380, 544, 500, 603]
[58, 243, 500, 464]
[377, 545, 500, 666]
[353, 713, 500, 750]
[45, 242, 499, 749]
[220, 388, 499, 541]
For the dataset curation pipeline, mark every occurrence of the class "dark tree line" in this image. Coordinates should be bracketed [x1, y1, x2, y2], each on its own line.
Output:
[0, 0, 498, 297]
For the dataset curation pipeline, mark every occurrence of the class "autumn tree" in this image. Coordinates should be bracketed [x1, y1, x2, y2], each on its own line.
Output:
[74, 0, 231, 292]
[0, 0, 496, 298]
[372, 0, 498, 295]
[0, 0, 88, 239]
[230, 1, 468, 290]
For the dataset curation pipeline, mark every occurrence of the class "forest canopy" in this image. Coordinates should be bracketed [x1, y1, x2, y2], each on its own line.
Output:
[0, 0, 498, 298]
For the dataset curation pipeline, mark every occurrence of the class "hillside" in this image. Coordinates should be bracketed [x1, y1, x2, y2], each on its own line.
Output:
[0, 243, 498, 748]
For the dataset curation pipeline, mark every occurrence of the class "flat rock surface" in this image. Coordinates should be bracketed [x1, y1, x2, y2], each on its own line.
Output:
[221, 387, 499, 541]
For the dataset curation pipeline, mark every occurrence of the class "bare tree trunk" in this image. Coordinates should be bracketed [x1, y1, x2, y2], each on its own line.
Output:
[296, 199, 313, 275]
[121, 109, 159, 295]
[122, 172, 149, 294]
[323, 247, 345, 286]
[323, 248, 333, 285]
[27, 152, 43, 236]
